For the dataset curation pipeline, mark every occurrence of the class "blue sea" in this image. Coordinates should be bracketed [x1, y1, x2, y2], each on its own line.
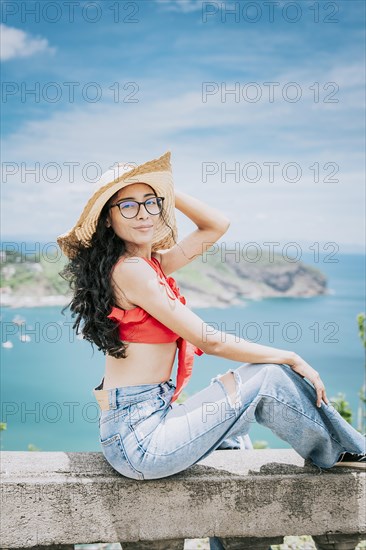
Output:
[1, 252, 365, 452]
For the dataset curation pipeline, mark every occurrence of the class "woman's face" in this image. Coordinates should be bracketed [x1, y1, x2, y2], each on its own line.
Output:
[106, 182, 161, 249]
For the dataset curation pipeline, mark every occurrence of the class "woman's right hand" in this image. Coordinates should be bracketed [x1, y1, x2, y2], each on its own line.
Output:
[288, 354, 330, 408]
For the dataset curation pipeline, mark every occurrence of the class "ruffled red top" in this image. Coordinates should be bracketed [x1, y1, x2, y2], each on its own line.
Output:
[107, 256, 204, 403]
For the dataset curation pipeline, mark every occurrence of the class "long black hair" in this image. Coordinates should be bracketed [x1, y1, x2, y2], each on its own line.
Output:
[58, 188, 176, 359]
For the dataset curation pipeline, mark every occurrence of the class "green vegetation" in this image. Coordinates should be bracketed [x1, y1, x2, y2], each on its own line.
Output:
[326, 313, 365, 432]
[0, 422, 7, 452]
[27, 443, 42, 451]
[357, 313, 366, 433]
[253, 440, 269, 449]
[329, 393, 353, 424]
[40, 253, 69, 294]
[1, 249, 70, 296]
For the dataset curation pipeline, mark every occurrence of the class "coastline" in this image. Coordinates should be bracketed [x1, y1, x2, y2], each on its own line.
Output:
[0, 251, 329, 310]
[0, 294, 71, 309]
[0, 287, 329, 310]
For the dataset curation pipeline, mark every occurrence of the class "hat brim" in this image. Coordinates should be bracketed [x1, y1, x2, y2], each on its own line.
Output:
[57, 151, 177, 259]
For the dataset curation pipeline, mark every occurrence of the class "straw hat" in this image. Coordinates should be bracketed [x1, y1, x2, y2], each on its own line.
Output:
[56, 151, 178, 259]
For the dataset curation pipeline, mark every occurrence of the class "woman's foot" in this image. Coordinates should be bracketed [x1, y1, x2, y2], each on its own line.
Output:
[333, 451, 366, 470]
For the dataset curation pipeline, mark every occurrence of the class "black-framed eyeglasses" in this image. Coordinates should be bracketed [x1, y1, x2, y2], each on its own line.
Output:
[109, 196, 165, 219]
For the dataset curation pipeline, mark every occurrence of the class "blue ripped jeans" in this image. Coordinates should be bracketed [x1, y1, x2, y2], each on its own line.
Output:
[94, 362, 366, 480]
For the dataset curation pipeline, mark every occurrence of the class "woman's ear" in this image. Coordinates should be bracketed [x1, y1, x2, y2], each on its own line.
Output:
[105, 215, 111, 228]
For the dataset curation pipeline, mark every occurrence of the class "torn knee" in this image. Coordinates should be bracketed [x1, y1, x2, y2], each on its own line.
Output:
[211, 369, 242, 412]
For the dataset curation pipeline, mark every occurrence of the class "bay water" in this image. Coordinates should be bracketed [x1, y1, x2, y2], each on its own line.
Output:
[1, 252, 365, 452]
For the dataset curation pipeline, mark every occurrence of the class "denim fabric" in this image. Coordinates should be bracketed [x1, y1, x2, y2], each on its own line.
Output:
[95, 362, 366, 480]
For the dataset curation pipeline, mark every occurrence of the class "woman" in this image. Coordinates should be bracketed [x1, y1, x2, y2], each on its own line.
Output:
[57, 151, 365, 480]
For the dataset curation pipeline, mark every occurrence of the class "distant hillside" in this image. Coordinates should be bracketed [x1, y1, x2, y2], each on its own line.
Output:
[172, 250, 327, 307]
[0, 248, 327, 309]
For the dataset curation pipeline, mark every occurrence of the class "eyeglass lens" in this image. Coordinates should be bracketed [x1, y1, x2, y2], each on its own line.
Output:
[119, 197, 163, 218]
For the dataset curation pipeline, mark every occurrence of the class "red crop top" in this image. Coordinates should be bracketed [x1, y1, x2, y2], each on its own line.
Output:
[107, 256, 204, 403]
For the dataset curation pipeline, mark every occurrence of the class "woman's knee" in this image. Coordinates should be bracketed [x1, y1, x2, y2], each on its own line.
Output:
[214, 363, 275, 396]
[211, 363, 290, 410]
[261, 363, 293, 384]
[236, 362, 278, 386]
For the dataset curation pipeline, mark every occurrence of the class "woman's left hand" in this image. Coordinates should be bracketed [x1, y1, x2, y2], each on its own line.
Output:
[289, 354, 330, 408]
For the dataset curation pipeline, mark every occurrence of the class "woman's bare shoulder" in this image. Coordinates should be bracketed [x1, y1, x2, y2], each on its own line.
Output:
[109, 255, 145, 310]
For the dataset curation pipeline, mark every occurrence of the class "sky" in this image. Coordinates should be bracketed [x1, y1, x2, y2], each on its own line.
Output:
[1, 0, 365, 253]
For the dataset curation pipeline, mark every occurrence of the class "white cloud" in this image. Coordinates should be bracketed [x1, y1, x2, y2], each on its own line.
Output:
[155, 0, 203, 14]
[0, 24, 55, 61]
[1, 61, 365, 248]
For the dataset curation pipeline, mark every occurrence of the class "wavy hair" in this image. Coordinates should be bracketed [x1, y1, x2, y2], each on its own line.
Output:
[58, 187, 177, 359]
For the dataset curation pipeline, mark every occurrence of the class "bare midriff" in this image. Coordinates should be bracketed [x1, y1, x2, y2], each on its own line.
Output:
[103, 340, 177, 390]
[103, 252, 178, 390]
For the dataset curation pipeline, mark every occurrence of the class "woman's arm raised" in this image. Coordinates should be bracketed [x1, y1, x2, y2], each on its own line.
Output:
[157, 190, 231, 276]
[174, 189, 230, 231]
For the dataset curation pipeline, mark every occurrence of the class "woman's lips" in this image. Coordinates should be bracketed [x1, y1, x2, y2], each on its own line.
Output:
[134, 226, 153, 231]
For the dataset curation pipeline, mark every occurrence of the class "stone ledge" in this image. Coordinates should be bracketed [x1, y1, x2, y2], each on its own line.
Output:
[0, 449, 365, 548]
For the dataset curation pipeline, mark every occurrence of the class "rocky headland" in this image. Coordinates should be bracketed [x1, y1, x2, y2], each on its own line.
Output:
[0, 249, 328, 309]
